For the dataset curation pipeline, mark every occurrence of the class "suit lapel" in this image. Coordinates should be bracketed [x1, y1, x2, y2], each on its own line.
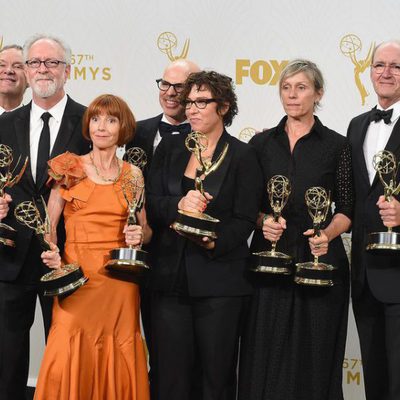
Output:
[354, 114, 373, 189]
[168, 135, 191, 195]
[14, 104, 35, 191]
[202, 131, 232, 199]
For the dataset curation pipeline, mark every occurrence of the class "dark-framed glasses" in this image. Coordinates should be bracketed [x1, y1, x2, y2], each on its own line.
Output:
[371, 63, 400, 76]
[156, 79, 185, 93]
[25, 59, 67, 69]
[184, 99, 217, 110]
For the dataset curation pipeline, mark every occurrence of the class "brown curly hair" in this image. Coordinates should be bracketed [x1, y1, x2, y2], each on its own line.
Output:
[179, 71, 238, 127]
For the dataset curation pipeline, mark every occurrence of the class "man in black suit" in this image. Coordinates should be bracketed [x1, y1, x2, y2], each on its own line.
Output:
[0, 34, 89, 400]
[347, 40, 400, 400]
[0, 45, 27, 115]
[126, 59, 200, 169]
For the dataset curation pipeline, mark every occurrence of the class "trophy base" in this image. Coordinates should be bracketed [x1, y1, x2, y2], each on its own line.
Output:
[366, 231, 400, 251]
[250, 251, 293, 274]
[172, 210, 219, 240]
[41, 264, 88, 297]
[294, 262, 337, 287]
[105, 247, 150, 275]
[0, 223, 17, 247]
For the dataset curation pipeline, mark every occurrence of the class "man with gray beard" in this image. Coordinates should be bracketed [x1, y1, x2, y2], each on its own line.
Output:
[0, 34, 89, 400]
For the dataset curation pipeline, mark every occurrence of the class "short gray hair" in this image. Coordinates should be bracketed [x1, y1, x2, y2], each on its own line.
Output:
[0, 44, 23, 54]
[371, 40, 400, 63]
[279, 59, 324, 109]
[23, 34, 72, 65]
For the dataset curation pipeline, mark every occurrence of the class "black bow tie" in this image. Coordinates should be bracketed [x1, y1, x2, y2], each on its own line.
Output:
[159, 121, 191, 137]
[370, 107, 393, 124]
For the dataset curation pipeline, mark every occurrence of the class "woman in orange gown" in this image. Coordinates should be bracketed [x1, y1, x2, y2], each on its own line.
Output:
[34, 94, 151, 400]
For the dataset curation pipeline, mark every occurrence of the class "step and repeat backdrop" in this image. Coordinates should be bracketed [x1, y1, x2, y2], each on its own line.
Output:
[2, 0, 400, 398]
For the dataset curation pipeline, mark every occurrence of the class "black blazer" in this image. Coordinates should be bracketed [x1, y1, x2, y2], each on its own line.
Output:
[147, 130, 262, 296]
[126, 114, 162, 172]
[0, 96, 90, 281]
[347, 110, 400, 302]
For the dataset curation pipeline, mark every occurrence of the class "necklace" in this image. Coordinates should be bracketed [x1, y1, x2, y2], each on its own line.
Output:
[89, 152, 121, 183]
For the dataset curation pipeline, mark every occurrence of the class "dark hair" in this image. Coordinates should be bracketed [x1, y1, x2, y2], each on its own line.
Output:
[82, 94, 136, 146]
[180, 70, 238, 126]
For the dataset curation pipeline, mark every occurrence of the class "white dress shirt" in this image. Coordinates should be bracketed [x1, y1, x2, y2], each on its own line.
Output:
[30, 95, 68, 182]
[363, 101, 400, 185]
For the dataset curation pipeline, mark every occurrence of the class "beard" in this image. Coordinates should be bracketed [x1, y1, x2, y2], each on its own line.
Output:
[30, 77, 62, 98]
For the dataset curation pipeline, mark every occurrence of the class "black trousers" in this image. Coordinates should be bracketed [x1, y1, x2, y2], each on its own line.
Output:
[0, 240, 52, 400]
[353, 282, 400, 400]
[151, 293, 249, 400]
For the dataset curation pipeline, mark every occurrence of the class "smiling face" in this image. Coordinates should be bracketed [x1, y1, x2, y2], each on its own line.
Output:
[0, 48, 27, 102]
[185, 85, 226, 135]
[280, 71, 322, 120]
[89, 112, 120, 151]
[371, 42, 400, 109]
[25, 38, 70, 104]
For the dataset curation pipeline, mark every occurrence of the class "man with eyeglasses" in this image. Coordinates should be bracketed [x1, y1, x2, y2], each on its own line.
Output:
[0, 34, 89, 400]
[347, 40, 400, 400]
[126, 59, 200, 170]
[0, 45, 27, 115]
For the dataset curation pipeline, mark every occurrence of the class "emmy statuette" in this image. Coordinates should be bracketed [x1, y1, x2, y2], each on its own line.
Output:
[0, 144, 28, 247]
[105, 148, 150, 275]
[366, 150, 400, 251]
[14, 198, 88, 296]
[294, 187, 337, 287]
[251, 175, 293, 274]
[172, 131, 228, 240]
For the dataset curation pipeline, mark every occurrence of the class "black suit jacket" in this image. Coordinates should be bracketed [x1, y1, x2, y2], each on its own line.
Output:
[0, 96, 90, 281]
[126, 114, 162, 173]
[347, 110, 400, 302]
[147, 130, 263, 296]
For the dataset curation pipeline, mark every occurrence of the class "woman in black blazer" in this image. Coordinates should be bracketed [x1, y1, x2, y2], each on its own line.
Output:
[147, 71, 262, 400]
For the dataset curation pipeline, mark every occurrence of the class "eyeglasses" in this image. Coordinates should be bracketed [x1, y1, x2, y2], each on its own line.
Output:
[184, 99, 217, 110]
[25, 59, 67, 69]
[156, 79, 185, 93]
[371, 63, 400, 76]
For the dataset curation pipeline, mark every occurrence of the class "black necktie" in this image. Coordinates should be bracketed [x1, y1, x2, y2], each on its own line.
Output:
[159, 121, 191, 137]
[370, 107, 393, 124]
[36, 112, 51, 185]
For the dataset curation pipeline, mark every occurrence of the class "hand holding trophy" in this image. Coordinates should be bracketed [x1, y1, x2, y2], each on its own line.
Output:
[172, 131, 228, 240]
[366, 150, 400, 251]
[105, 147, 150, 275]
[294, 187, 336, 287]
[0, 144, 28, 247]
[251, 175, 293, 274]
[14, 198, 88, 296]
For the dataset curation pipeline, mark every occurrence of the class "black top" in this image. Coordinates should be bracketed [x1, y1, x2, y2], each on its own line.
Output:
[249, 116, 353, 271]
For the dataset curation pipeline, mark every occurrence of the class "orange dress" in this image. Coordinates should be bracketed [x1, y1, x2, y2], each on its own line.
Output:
[34, 152, 149, 400]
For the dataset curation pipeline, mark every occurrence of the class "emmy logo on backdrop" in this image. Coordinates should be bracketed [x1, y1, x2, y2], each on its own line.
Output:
[366, 150, 400, 251]
[340, 34, 374, 106]
[238, 127, 256, 143]
[157, 32, 190, 61]
[251, 175, 293, 274]
[294, 187, 337, 287]
[172, 131, 228, 240]
[0, 144, 28, 247]
[14, 198, 88, 296]
[106, 147, 150, 275]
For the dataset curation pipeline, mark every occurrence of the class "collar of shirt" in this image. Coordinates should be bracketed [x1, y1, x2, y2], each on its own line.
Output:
[375, 100, 400, 125]
[153, 114, 190, 152]
[0, 103, 24, 115]
[31, 94, 68, 124]
[275, 114, 325, 140]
